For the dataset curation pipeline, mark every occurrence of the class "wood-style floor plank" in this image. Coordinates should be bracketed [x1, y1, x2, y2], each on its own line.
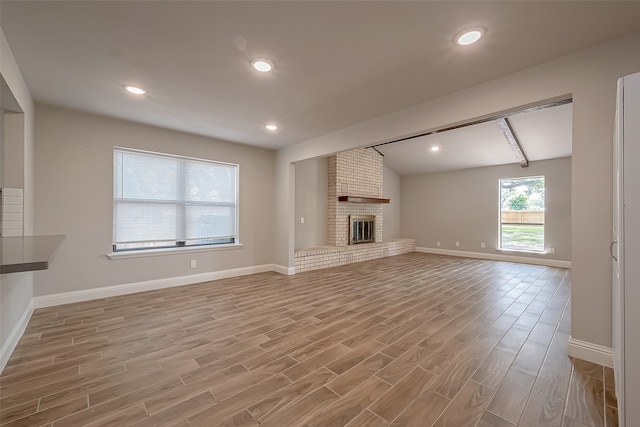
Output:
[486, 368, 537, 423]
[432, 380, 494, 426]
[534, 353, 573, 400]
[517, 390, 564, 427]
[257, 386, 339, 427]
[345, 409, 389, 427]
[0, 253, 616, 427]
[389, 390, 450, 427]
[477, 411, 517, 427]
[306, 376, 389, 427]
[565, 371, 605, 427]
[370, 367, 434, 422]
[187, 374, 290, 426]
[247, 368, 334, 422]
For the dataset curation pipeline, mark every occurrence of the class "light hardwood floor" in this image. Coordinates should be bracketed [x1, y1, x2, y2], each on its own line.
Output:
[0, 252, 617, 426]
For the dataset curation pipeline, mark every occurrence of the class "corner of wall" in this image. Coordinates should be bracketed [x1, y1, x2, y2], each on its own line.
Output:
[0, 295, 33, 372]
[567, 336, 614, 368]
[1, 24, 36, 374]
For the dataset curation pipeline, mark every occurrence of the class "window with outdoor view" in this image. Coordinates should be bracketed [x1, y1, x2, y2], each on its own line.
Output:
[113, 148, 238, 251]
[499, 176, 545, 252]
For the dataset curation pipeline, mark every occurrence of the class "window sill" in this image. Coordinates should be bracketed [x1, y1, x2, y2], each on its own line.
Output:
[107, 243, 243, 260]
[496, 248, 548, 255]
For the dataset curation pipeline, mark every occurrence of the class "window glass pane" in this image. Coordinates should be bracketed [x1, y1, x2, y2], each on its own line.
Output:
[113, 149, 238, 251]
[185, 205, 235, 240]
[114, 151, 124, 199]
[120, 152, 178, 201]
[499, 176, 545, 252]
[185, 161, 236, 203]
[114, 202, 177, 243]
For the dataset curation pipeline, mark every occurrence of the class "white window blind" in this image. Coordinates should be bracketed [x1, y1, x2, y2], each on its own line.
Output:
[113, 149, 238, 251]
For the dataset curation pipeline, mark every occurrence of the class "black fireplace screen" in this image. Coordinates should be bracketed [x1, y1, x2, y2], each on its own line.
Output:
[349, 215, 375, 244]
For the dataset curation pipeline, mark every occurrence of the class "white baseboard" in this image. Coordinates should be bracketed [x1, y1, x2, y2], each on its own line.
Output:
[0, 299, 34, 373]
[272, 264, 295, 275]
[33, 263, 292, 309]
[415, 247, 571, 269]
[568, 337, 614, 368]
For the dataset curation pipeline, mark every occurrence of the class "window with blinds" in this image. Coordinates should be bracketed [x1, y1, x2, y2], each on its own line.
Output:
[113, 148, 238, 251]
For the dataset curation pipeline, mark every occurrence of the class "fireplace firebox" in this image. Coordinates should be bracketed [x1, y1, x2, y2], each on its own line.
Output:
[349, 215, 375, 245]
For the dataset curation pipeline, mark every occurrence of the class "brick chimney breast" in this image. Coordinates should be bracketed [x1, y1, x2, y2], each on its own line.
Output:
[327, 148, 383, 246]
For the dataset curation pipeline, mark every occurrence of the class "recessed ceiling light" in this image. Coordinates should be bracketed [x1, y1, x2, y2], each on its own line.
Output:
[251, 59, 273, 72]
[265, 124, 278, 131]
[126, 86, 146, 95]
[456, 29, 483, 46]
[431, 146, 440, 152]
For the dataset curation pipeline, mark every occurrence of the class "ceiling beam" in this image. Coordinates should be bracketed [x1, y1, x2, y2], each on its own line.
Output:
[497, 117, 529, 167]
[367, 98, 571, 150]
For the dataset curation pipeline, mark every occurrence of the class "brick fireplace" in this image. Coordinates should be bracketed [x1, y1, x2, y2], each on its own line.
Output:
[328, 148, 383, 246]
[294, 147, 415, 273]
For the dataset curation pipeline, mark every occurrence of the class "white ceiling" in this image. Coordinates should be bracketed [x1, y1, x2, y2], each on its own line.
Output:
[378, 102, 573, 176]
[1, 1, 639, 152]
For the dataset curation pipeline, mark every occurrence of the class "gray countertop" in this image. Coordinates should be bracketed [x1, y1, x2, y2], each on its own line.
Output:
[0, 235, 65, 274]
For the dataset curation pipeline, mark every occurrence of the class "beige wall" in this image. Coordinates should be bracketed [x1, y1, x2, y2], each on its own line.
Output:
[294, 157, 328, 249]
[0, 26, 35, 368]
[383, 164, 401, 239]
[33, 104, 276, 296]
[2, 112, 25, 188]
[401, 158, 571, 261]
[276, 32, 640, 349]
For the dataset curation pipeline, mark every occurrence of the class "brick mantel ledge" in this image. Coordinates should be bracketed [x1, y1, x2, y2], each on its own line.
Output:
[294, 238, 416, 273]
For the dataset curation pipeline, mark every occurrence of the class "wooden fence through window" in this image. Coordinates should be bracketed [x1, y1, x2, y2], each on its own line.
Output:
[501, 210, 544, 225]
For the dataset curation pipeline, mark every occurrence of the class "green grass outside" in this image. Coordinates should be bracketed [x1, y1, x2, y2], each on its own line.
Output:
[501, 224, 544, 251]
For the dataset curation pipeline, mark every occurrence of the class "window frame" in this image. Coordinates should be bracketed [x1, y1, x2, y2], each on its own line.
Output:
[112, 147, 240, 254]
[498, 175, 545, 253]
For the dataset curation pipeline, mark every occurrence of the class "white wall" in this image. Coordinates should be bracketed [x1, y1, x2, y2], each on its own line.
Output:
[33, 104, 276, 296]
[294, 156, 328, 249]
[276, 32, 640, 350]
[402, 158, 571, 261]
[383, 164, 401, 239]
[0, 27, 36, 370]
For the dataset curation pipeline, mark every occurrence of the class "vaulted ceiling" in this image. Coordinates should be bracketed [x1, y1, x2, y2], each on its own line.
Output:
[378, 102, 572, 176]
[2, 1, 639, 159]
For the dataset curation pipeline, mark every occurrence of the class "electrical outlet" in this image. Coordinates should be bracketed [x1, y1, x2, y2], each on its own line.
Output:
[455, 241, 460, 247]
[480, 242, 485, 248]
[549, 247, 556, 254]
[190, 259, 197, 269]
[300, 217, 305, 224]
[436, 241, 441, 247]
